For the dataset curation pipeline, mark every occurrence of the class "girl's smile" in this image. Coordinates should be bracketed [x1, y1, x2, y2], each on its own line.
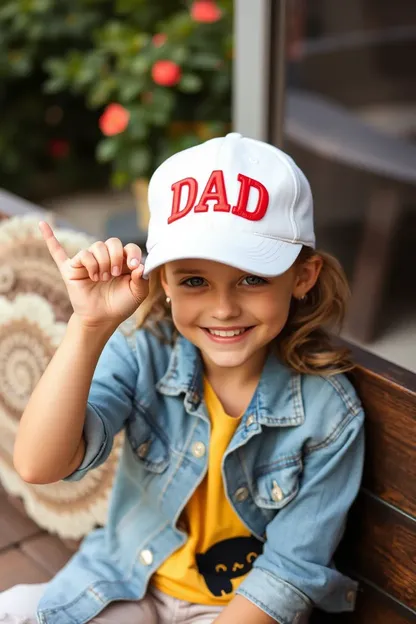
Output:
[202, 325, 255, 343]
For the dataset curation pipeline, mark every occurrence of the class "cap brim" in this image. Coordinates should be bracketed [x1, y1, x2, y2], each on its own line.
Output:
[143, 229, 302, 278]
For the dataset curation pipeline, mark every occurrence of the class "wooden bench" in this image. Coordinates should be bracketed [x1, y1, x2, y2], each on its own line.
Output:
[0, 193, 415, 621]
[312, 342, 416, 623]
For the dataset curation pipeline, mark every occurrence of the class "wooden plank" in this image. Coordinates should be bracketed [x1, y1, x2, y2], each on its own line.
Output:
[352, 583, 416, 624]
[312, 582, 415, 623]
[20, 534, 73, 577]
[338, 493, 416, 609]
[0, 547, 50, 591]
[338, 336, 416, 392]
[353, 367, 416, 517]
[0, 494, 42, 551]
[340, 341, 416, 517]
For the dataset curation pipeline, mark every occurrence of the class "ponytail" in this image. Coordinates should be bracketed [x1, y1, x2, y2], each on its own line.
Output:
[275, 247, 353, 375]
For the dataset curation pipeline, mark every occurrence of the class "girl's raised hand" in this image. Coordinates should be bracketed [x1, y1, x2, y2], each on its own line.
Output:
[39, 221, 149, 328]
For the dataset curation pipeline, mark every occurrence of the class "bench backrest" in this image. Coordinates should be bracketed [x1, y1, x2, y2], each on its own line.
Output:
[313, 342, 416, 623]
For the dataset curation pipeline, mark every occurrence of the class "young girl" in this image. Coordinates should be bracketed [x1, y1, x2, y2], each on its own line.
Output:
[1, 133, 364, 624]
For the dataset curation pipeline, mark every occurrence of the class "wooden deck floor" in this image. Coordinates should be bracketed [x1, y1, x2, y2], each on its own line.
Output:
[0, 483, 79, 591]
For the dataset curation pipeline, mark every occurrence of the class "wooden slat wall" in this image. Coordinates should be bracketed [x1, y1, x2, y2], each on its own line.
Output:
[354, 361, 416, 517]
[314, 343, 416, 622]
[342, 494, 415, 603]
[312, 584, 414, 624]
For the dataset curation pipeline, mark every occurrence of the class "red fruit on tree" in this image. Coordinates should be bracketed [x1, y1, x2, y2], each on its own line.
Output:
[151, 60, 182, 87]
[191, 1, 222, 23]
[99, 103, 130, 136]
[152, 33, 167, 47]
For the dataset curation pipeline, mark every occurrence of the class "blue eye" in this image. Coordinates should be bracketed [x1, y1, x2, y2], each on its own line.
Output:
[182, 277, 206, 287]
[242, 275, 268, 286]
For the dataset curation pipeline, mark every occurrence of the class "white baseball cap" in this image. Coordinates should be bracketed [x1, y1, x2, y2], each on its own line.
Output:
[143, 132, 315, 278]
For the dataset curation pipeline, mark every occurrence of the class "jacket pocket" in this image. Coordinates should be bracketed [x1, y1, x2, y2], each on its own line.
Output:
[126, 410, 170, 473]
[252, 456, 303, 510]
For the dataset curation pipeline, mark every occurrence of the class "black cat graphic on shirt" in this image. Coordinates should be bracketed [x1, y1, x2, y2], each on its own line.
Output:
[196, 536, 263, 596]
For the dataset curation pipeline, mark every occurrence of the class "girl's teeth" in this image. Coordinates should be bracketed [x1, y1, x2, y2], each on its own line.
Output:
[208, 328, 246, 337]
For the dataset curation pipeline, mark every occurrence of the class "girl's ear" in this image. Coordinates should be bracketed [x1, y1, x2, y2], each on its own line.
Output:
[160, 265, 170, 298]
[292, 254, 323, 299]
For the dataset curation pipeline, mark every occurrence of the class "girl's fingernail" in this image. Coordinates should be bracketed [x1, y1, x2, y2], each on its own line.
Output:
[141, 264, 149, 280]
[112, 266, 120, 276]
[130, 258, 139, 267]
[102, 272, 109, 281]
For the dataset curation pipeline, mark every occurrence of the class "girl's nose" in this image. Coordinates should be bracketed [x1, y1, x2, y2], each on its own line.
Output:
[211, 293, 241, 320]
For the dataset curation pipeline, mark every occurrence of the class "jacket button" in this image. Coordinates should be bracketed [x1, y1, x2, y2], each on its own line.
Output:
[271, 480, 284, 502]
[246, 415, 255, 426]
[137, 441, 151, 458]
[346, 590, 355, 603]
[192, 441, 206, 458]
[139, 549, 153, 566]
[234, 487, 249, 502]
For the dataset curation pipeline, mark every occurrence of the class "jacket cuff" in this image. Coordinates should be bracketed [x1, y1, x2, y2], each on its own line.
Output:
[62, 403, 108, 482]
[236, 567, 313, 624]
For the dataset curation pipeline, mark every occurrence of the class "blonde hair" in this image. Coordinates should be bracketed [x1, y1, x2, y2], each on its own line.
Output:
[134, 247, 353, 376]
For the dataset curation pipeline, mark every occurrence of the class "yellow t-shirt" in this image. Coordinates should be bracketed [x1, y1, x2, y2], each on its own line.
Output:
[152, 377, 262, 605]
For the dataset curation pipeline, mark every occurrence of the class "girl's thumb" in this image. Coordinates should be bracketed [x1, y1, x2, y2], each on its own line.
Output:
[130, 264, 149, 302]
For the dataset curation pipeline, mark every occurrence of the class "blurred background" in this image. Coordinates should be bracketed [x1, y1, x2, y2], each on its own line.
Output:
[0, 0, 415, 371]
[235, 0, 416, 372]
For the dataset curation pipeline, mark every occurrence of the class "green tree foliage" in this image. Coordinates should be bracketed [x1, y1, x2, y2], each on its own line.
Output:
[0, 0, 232, 192]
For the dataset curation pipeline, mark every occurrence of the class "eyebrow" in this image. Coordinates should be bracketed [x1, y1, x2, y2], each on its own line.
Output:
[172, 268, 209, 276]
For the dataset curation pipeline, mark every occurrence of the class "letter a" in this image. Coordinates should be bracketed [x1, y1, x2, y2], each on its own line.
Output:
[194, 170, 230, 213]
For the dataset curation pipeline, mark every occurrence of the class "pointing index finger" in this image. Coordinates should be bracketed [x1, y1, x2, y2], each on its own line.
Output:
[38, 221, 69, 269]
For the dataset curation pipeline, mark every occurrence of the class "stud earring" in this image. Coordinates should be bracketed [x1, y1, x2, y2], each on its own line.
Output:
[166, 297, 171, 304]
[299, 294, 307, 302]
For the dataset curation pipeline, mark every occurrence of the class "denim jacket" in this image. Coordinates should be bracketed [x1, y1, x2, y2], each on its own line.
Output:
[37, 318, 365, 624]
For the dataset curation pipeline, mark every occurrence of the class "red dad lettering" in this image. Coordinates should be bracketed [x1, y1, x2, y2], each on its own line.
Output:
[232, 174, 269, 221]
[194, 170, 230, 213]
[168, 170, 269, 224]
[168, 177, 198, 224]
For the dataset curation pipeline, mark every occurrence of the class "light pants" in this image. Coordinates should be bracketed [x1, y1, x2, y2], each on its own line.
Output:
[0, 583, 224, 624]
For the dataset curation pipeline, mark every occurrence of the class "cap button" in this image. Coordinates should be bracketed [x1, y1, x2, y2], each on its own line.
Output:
[226, 132, 243, 140]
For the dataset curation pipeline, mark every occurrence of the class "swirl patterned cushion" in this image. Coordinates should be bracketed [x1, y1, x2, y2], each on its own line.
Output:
[0, 215, 123, 539]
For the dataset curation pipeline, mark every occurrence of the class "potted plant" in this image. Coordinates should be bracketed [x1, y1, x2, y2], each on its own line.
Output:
[43, 0, 233, 228]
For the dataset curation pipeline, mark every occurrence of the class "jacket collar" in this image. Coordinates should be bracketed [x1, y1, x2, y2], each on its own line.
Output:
[156, 333, 305, 427]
